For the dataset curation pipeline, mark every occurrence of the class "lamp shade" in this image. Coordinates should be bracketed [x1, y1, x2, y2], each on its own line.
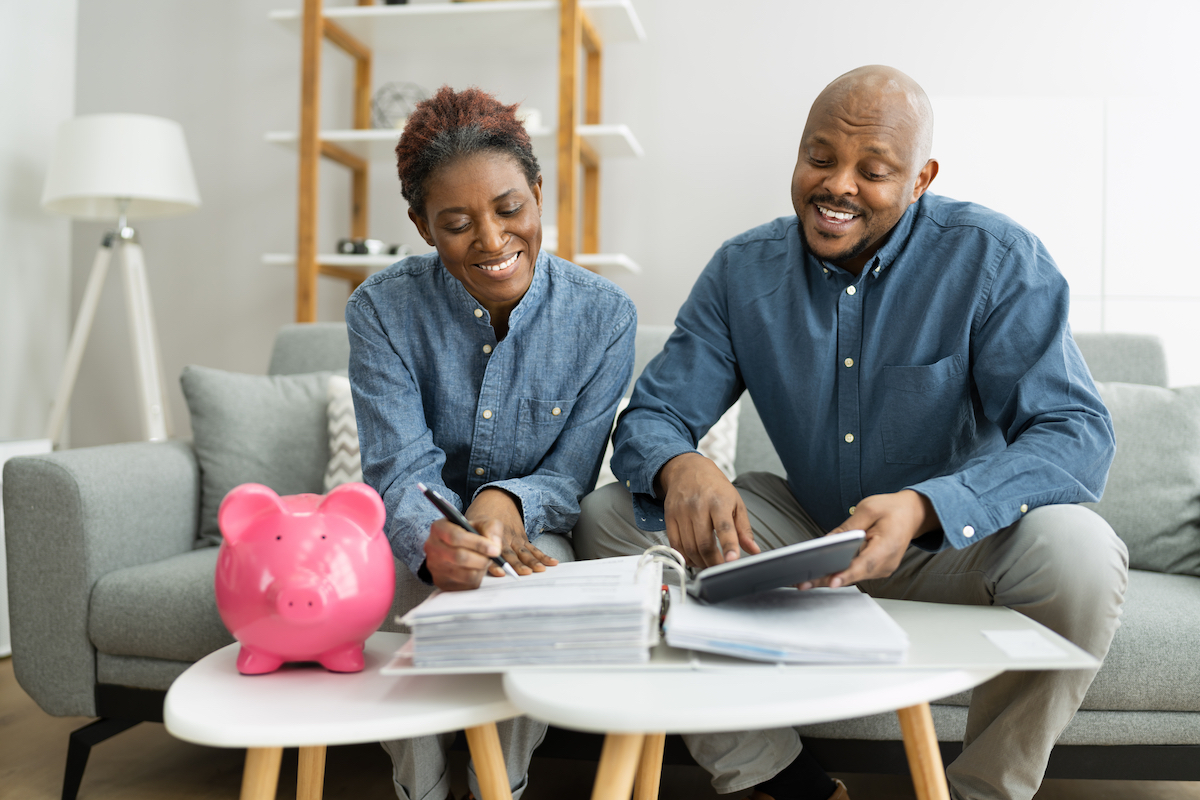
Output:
[42, 113, 201, 220]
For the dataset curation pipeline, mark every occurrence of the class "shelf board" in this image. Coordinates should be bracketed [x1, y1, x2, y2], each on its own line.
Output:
[263, 252, 401, 270]
[265, 124, 641, 161]
[264, 250, 640, 274]
[573, 253, 641, 273]
[270, 1, 645, 48]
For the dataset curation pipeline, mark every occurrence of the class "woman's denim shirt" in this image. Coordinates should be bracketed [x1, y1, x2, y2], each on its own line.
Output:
[346, 249, 636, 578]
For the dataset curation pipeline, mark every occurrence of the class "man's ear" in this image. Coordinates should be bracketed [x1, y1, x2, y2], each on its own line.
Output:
[911, 158, 939, 203]
[408, 207, 435, 247]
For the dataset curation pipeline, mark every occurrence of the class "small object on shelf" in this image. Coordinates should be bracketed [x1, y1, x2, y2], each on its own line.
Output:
[337, 237, 386, 255]
[337, 238, 412, 257]
[384, 0, 408, 4]
[371, 81, 429, 130]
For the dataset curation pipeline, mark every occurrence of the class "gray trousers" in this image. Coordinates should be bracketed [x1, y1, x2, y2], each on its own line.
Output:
[381, 533, 576, 800]
[573, 473, 1129, 800]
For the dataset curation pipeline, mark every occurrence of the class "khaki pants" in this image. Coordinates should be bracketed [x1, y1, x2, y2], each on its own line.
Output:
[574, 473, 1129, 800]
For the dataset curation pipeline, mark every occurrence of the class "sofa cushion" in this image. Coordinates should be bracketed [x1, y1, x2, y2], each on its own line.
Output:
[1086, 382, 1200, 576]
[89, 547, 234, 663]
[181, 365, 333, 545]
[325, 374, 362, 490]
[1081, 568, 1200, 712]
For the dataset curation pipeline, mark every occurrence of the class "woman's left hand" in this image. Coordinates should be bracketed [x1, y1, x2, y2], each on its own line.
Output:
[467, 488, 559, 576]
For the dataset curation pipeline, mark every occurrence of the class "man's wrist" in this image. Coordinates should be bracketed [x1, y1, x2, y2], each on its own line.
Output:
[901, 489, 940, 539]
[655, 451, 704, 497]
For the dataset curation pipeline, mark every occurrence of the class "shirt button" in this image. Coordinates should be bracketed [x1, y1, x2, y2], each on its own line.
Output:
[1020, 504, 1029, 513]
[822, 267, 829, 274]
[625, 480, 630, 487]
[844, 358, 854, 368]
[551, 407, 561, 416]
[474, 467, 484, 476]
[482, 344, 493, 354]
[482, 409, 493, 419]
[874, 266, 881, 275]
[846, 285, 856, 296]
[844, 433, 854, 443]
[963, 525, 975, 538]
[474, 308, 484, 318]
[849, 505, 857, 515]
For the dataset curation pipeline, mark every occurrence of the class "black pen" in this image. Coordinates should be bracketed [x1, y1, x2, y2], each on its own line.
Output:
[418, 482, 520, 580]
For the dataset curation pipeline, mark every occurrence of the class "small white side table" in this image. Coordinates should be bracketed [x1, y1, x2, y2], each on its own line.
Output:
[502, 598, 1099, 800]
[165, 631, 520, 800]
[0, 438, 52, 657]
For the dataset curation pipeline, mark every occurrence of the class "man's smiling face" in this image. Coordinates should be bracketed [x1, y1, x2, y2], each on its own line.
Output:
[791, 69, 937, 275]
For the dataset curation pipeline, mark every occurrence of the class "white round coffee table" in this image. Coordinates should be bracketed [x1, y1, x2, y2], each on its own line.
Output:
[504, 664, 999, 800]
[165, 631, 520, 800]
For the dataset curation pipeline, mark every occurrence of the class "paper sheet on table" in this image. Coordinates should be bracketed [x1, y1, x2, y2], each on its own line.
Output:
[664, 586, 909, 664]
[982, 629, 1066, 660]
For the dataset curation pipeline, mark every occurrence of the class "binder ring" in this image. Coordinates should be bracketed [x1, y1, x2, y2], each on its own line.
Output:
[637, 545, 689, 601]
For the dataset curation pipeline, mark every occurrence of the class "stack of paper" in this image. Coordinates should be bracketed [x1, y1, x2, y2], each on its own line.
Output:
[665, 586, 909, 664]
[400, 556, 662, 668]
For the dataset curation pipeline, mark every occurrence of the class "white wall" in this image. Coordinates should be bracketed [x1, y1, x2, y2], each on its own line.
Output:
[0, 1, 76, 441]
[57, 0, 1200, 447]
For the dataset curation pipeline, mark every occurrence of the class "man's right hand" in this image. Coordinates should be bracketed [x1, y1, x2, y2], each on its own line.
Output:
[423, 518, 503, 591]
[658, 452, 759, 568]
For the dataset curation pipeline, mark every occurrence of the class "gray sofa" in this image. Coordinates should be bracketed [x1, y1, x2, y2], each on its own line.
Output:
[5, 322, 1200, 796]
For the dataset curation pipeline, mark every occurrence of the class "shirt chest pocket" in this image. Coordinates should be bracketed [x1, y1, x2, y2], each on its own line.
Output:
[880, 355, 974, 465]
[513, 397, 576, 470]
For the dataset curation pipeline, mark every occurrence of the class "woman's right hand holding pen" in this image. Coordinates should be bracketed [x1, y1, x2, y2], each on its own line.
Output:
[423, 488, 557, 590]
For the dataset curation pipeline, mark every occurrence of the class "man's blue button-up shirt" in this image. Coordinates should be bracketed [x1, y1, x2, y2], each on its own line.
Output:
[347, 250, 636, 577]
[611, 193, 1115, 551]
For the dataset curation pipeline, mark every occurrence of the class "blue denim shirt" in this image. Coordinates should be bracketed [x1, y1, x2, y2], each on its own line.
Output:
[611, 193, 1115, 551]
[347, 250, 636, 577]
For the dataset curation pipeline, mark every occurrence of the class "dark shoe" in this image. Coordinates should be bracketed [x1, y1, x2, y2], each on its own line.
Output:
[750, 779, 850, 800]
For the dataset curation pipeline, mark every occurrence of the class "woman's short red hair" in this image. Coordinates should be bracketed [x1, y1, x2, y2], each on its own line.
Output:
[395, 85, 540, 215]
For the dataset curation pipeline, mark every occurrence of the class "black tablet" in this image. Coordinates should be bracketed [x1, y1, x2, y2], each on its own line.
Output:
[685, 530, 866, 604]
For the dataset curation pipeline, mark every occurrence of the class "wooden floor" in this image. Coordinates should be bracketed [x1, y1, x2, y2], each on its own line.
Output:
[4, 655, 1200, 800]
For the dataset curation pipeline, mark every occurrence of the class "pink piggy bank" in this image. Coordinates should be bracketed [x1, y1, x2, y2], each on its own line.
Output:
[215, 482, 394, 675]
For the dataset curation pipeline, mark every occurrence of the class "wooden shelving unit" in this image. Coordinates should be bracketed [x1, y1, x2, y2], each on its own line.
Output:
[270, 0, 645, 323]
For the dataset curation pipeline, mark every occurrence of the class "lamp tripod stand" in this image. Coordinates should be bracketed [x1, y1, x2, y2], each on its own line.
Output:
[46, 206, 172, 448]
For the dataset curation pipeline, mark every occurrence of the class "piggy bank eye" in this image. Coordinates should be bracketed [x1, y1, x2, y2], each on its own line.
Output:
[275, 535, 282, 541]
[321, 535, 326, 539]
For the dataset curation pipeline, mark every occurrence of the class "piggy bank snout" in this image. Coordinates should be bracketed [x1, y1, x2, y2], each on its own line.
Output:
[274, 583, 329, 623]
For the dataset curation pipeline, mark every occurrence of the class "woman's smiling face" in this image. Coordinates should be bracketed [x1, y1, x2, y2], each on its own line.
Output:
[409, 151, 543, 327]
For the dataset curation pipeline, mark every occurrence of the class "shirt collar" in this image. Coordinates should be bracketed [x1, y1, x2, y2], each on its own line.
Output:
[443, 247, 549, 328]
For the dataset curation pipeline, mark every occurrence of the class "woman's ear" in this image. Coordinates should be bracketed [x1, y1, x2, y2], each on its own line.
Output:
[532, 174, 544, 215]
[408, 207, 435, 246]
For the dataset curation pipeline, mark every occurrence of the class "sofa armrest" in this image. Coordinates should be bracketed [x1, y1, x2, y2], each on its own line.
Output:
[3, 440, 200, 717]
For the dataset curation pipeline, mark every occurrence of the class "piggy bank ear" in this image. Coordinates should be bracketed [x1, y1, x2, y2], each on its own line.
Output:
[219, 483, 287, 545]
[319, 482, 386, 538]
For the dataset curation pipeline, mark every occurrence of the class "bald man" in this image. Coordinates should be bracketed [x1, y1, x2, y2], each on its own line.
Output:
[575, 66, 1128, 800]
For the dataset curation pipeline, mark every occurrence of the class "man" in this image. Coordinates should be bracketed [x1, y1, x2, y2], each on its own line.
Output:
[574, 65, 1129, 800]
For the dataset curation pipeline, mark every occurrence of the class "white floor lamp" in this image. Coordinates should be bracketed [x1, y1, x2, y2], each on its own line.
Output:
[42, 113, 201, 448]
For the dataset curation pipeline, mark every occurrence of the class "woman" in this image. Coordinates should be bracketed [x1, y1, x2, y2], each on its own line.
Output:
[346, 86, 636, 800]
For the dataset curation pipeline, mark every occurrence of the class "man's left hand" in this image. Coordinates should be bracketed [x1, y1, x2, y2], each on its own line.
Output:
[801, 489, 939, 589]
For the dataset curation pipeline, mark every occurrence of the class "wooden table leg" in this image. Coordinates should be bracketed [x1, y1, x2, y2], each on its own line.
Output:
[240, 746, 283, 800]
[896, 702, 951, 800]
[464, 723, 514, 800]
[297, 744, 327, 800]
[632, 732, 665, 800]
[591, 733, 646, 800]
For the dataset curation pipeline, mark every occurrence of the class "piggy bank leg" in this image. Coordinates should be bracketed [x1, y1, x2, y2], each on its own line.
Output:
[236, 645, 285, 675]
[317, 643, 365, 673]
